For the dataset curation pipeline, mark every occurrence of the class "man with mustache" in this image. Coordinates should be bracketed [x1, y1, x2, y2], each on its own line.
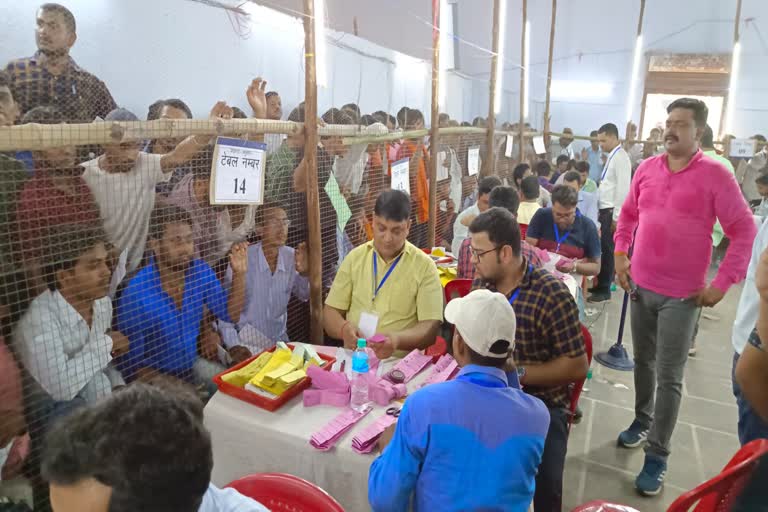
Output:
[589, 122, 632, 303]
[613, 98, 756, 496]
[116, 205, 248, 388]
[4, 3, 116, 122]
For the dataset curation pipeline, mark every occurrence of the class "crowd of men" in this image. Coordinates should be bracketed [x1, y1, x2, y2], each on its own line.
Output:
[1, 3, 768, 512]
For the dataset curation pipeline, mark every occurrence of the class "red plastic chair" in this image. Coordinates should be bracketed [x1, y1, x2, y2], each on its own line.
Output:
[444, 278, 473, 304]
[570, 501, 640, 512]
[519, 223, 528, 239]
[666, 439, 768, 512]
[226, 473, 345, 511]
[426, 335, 448, 363]
[568, 324, 594, 431]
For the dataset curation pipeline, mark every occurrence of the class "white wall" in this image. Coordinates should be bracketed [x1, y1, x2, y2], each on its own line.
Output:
[456, 0, 768, 138]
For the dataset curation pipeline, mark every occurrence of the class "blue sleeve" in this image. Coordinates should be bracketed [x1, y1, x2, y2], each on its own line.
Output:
[200, 262, 231, 323]
[526, 209, 548, 239]
[115, 282, 147, 379]
[584, 219, 601, 259]
[368, 399, 425, 511]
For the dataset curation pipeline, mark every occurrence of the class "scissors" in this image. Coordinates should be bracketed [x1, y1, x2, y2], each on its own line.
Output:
[386, 407, 401, 417]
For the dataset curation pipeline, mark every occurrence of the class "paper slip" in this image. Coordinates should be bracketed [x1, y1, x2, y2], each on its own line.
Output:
[310, 405, 372, 451]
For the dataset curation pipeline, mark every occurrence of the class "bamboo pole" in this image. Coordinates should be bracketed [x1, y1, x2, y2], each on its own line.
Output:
[303, 0, 324, 346]
[542, 0, 557, 147]
[484, 0, 501, 177]
[427, 0, 441, 248]
[625, 0, 646, 146]
[517, 0, 527, 163]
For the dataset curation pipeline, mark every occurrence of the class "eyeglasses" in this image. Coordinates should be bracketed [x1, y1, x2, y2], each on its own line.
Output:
[470, 246, 501, 259]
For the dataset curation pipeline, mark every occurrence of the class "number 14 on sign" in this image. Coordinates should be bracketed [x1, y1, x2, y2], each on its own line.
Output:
[210, 137, 267, 205]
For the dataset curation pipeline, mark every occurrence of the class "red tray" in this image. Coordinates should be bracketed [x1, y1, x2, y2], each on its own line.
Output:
[213, 344, 336, 412]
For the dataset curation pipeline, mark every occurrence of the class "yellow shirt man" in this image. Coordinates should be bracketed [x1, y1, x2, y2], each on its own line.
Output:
[324, 190, 444, 359]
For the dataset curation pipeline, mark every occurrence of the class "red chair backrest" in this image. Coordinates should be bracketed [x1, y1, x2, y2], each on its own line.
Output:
[519, 223, 528, 240]
[226, 473, 345, 512]
[569, 325, 594, 430]
[666, 439, 768, 512]
[444, 278, 473, 304]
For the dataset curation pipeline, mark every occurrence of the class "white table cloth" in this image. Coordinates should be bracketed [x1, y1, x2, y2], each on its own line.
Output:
[204, 347, 432, 511]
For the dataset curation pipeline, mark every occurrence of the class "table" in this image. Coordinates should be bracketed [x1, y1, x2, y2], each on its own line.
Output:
[204, 346, 432, 511]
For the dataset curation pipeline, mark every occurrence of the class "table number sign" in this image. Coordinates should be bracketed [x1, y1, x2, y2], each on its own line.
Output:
[729, 138, 756, 158]
[391, 157, 411, 194]
[210, 137, 267, 205]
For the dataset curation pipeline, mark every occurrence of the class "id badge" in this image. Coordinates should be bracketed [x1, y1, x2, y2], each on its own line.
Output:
[358, 311, 380, 340]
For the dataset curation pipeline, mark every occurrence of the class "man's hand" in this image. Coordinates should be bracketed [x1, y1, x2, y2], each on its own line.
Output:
[199, 329, 222, 361]
[692, 286, 726, 307]
[228, 345, 252, 364]
[555, 258, 575, 274]
[109, 331, 130, 357]
[246, 77, 268, 119]
[342, 322, 364, 349]
[209, 100, 234, 120]
[378, 423, 396, 452]
[611, 220, 617, 233]
[229, 242, 249, 275]
[295, 242, 309, 275]
[614, 253, 632, 292]
[370, 335, 398, 360]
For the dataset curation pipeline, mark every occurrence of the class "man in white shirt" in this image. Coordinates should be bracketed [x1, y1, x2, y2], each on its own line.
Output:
[42, 383, 269, 512]
[451, 175, 501, 255]
[589, 122, 632, 303]
[81, 102, 234, 272]
[17, 224, 129, 511]
[731, 217, 768, 445]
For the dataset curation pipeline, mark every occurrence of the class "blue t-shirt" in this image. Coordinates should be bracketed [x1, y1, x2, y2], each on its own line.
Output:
[368, 365, 549, 512]
[116, 257, 231, 379]
[527, 207, 601, 260]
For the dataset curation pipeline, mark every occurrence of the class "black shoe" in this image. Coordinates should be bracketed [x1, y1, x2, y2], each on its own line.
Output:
[572, 405, 583, 424]
[588, 291, 611, 303]
[588, 286, 600, 293]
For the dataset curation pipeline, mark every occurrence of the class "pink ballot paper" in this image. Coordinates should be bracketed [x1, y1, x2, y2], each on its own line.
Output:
[385, 349, 433, 383]
[352, 413, 398, 454]
[419, 354, 459, 388]
[310, 406, 372, 451]
[303, 366, 350, 408]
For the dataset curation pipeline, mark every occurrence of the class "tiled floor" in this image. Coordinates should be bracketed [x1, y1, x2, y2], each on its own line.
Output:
[564, 283, 742, 511]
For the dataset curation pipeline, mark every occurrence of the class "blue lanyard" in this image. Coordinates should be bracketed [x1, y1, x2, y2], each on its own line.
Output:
[372, 252, 403, 301]
[601, 145, 621, 181]
[553, 211, 578, 252]
[507, 264, 532, 306]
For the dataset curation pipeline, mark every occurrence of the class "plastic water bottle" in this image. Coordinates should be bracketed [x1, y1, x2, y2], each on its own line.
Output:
[584, 367, 593, 393]
[350, 339, 370, 411]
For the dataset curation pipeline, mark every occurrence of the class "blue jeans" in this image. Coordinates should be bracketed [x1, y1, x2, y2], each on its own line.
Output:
[732, 352, 768, 445]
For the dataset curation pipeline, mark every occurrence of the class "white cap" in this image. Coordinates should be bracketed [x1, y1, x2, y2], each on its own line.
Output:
[444, 289, 516, 358]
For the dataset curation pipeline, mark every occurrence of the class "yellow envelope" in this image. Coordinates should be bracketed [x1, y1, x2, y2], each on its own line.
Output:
[249, 348, 292, 387]
[221, 351, 273, 388]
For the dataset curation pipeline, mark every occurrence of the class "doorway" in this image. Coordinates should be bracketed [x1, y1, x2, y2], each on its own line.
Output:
[642, 93, 724, 139]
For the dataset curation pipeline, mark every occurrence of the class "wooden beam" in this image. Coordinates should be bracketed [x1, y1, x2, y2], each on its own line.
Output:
[518, 0, 527, 163]
[542, 0, 557, 146]
[303, 0, 324, 346]
[485, 0, 501, 177]
[427, 0, 441, 248]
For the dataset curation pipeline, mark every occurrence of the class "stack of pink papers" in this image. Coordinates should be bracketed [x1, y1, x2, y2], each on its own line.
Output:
[385, 350, 433, 384]
[351, 414, 398, 454]
[309, 406, 372, 451]
[303, 366, 350, 407]
[419, 354, 459, 388]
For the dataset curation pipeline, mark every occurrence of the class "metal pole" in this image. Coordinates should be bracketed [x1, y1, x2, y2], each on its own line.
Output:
[517, 0, 527, 163]
[485, 0, 501, 177]
[542, 0, 556, 145]
[722, 0, 742, 135]
[303, 0, 324, 345]
[427, 0, 441, 248]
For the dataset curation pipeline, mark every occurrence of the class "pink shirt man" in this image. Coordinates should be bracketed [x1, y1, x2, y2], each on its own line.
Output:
[615, 150, 756, 298]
